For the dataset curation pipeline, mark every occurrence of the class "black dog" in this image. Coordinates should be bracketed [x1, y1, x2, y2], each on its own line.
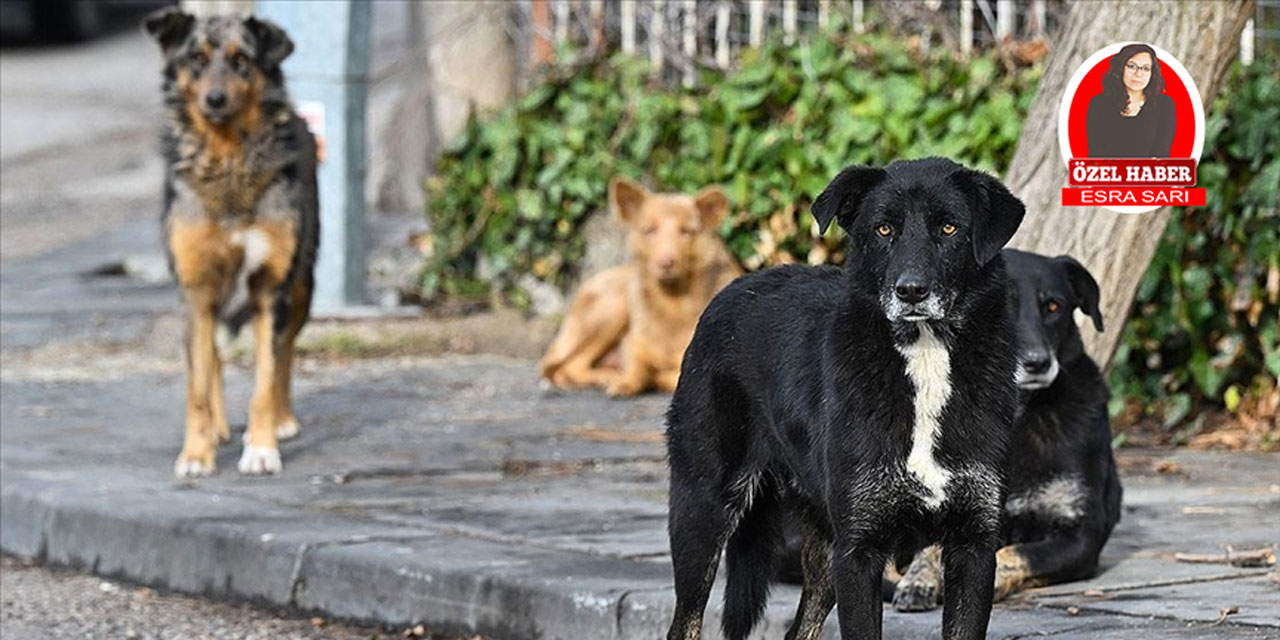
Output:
[664, 158, 1024, 640]
[892, 249, 1123, 610]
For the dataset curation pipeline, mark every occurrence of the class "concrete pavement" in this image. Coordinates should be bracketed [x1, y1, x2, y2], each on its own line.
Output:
[2, 226, 1278, 639]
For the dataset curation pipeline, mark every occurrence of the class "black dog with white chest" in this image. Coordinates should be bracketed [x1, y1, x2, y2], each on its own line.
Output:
[891, 249, 1124, 609]
[664, 158, 1025, 640]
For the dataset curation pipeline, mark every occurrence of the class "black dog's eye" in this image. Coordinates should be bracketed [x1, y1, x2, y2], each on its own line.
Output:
[941, 223, 958, 236]
[876, 224, 892, 237]
[1046, 300, 1061, 313]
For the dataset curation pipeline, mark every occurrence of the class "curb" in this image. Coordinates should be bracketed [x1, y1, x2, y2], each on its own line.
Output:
[0, 472, 683, 639]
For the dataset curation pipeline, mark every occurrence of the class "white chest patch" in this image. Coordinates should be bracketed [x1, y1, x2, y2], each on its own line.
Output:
[896, 324, 954, 509]
[221, 228, 270, 320]
[233, 228, 270, 275]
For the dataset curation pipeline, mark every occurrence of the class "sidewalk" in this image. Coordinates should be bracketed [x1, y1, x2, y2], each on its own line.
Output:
[2, 231, 1278, 639]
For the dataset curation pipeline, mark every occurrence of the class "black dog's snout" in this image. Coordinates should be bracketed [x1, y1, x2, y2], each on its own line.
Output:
[205, 90, 228, 109]
[1022, 349, 1052, 374]
[894, 276, 930, 304]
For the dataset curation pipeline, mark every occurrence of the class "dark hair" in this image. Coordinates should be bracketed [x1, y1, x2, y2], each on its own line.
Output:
[1100, 43, 1165, 115]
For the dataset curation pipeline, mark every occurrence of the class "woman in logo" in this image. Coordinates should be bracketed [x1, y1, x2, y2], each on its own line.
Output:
[1086, 43, 1176, 158]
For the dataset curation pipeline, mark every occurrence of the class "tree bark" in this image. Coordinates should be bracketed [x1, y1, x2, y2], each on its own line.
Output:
[1005, 0, 1255, 367]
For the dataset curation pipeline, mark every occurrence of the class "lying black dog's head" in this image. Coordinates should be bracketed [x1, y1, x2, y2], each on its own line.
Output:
[1002, 249, 1104, 389]
[811, 158, 1025, 323]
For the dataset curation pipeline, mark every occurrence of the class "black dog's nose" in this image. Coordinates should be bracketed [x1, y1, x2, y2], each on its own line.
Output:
[1022, 350, 1052, 374]
[205, 90, 227, 109]
[894, 276, 930, 304]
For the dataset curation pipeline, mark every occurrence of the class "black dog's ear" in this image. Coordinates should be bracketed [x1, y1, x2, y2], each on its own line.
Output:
[245, 16, 295, 68]
[810, 165, 887, 234]
[143, 7, 195, 55]
[950, 170, 1025, 266]
[1056, 255, 1104, 332]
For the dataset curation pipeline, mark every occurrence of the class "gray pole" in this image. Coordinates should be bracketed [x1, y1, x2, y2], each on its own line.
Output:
[256, 1, 370, 311]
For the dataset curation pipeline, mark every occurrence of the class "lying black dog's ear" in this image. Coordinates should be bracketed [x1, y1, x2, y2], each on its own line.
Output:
[245, 16, 295, 68]
[1057, 255, 1104, 332]
[810, 165, 887, 235]
[143, 7, 195, 56]
[950, 170, 1025, 266]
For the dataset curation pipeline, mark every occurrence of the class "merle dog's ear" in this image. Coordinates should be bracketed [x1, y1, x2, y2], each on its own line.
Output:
[245, 16, 295, 68]
[950, 170, 1025, 266]
[143, 7, 195, 55]
[810, 165, 887, 234]
[1057, 255, 1104, 332]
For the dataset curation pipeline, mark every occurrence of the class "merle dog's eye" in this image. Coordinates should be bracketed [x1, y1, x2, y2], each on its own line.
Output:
[231, 53, 249, 74]
[1046, 300, 1061, 313]
[941, 223, 957, 236]
[876, 224, 892, 237]
[190, 51, 208, 69]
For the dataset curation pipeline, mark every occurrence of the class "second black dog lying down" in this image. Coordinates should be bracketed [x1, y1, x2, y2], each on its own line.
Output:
[666, 158, 1024, 640]
[890, 249, 1123, 610]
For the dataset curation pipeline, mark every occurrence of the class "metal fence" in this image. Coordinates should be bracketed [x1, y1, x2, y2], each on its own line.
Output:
[510, 0, 1273, 89]
[511, 0, 1066, 88]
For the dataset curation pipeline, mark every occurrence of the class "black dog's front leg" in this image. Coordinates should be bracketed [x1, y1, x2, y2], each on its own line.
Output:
[940, 539, 998, 640]
[833, 541, 888, 640]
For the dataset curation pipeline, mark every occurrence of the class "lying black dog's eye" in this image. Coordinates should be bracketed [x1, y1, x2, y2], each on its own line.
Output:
[1046, 300, 1061, 313]
[876, 224, 893, 237]
[941, 223, 957, 236]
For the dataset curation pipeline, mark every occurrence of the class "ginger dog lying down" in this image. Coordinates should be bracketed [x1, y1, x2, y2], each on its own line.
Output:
[540, 178, 741, 396]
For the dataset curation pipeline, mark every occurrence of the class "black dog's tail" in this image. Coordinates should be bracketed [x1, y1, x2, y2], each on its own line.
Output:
[722, 488, 782, 640]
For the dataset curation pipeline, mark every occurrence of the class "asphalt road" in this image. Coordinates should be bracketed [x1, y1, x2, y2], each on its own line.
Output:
[0, 21, 163, 263]
[0, 555, 473, 640]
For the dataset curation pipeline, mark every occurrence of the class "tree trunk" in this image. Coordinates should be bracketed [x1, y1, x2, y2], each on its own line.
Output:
[1005, 0, 1255, 368]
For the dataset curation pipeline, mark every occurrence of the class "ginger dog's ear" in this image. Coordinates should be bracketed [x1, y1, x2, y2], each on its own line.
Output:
[143, 7, 195, 56]
[610, 177, 649, 227]
[693, 186, 729, 231]
[810, 165, 887, 235]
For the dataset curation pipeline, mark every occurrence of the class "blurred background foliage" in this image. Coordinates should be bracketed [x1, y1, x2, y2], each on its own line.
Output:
[423, 29, 1039, 298]
[422, 30, 1277, 443]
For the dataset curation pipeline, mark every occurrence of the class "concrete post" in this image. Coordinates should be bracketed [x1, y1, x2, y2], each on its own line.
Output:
[256, 1, 370, 311]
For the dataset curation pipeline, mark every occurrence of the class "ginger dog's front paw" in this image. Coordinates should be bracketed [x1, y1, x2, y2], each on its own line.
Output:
[606, 378, 644, 397]
[174, 450, 216, 478]
[893, 574, 943, 612]
[237, 445, 282, 475]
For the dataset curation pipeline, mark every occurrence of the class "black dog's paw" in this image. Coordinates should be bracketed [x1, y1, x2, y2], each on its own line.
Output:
[892, 577, 942, 612]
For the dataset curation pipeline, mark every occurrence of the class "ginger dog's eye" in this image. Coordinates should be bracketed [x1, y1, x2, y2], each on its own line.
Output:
[941, 223, 957, 236]
[1046, 300, 1061, 313]
[876, 224, 892, 237]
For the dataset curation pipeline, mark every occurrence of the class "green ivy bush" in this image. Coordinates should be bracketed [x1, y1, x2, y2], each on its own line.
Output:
[1108, 62, 1279, 445]
[424, 31, 1040, 301]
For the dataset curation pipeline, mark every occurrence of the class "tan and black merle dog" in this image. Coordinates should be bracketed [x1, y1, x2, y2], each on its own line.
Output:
[890, 249, 1122, 610]
[144, 8, 318, 477]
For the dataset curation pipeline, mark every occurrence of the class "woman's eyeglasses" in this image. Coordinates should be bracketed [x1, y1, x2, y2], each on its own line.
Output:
[1125, 62, 1153, 74]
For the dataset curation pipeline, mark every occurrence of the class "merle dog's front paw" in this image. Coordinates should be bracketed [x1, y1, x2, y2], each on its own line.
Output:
[893, 576, 942, 612]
